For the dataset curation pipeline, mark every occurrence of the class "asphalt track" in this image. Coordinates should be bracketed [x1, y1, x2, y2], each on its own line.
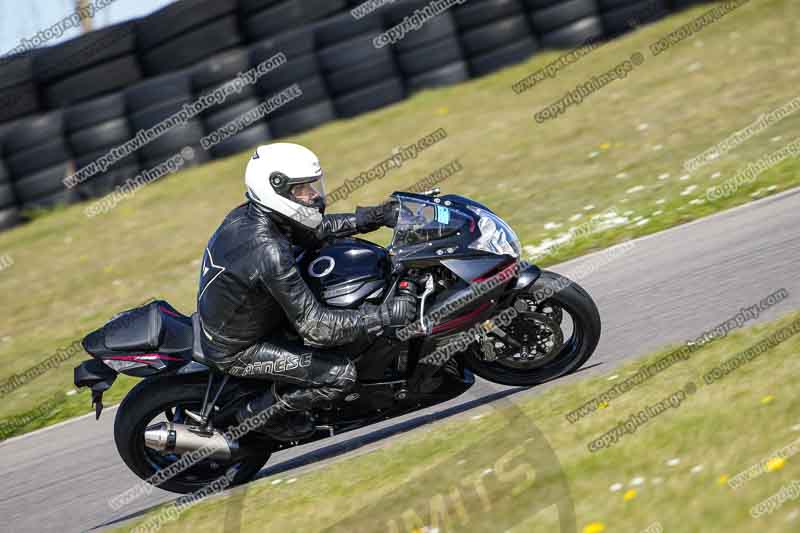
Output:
[1, 189, 799, 533]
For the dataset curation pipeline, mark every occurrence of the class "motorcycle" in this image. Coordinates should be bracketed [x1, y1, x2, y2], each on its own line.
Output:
[74, 189, 601, 494]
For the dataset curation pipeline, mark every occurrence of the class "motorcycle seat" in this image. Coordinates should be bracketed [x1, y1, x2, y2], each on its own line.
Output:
[104, 302, 163, 351]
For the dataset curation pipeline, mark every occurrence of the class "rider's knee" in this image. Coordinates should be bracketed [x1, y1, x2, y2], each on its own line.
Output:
[334, 359, 357, 392]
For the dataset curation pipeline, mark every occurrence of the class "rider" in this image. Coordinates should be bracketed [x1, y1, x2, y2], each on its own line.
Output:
[197, 143, 417, 441]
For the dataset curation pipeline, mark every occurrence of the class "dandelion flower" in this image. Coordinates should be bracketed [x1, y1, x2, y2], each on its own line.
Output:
[623, 489, 637, 501]
[766, 457, 786, 472]
[600, 143, 611, 150]
[761, 395, 775, 405]
[718, 475, 729, 485]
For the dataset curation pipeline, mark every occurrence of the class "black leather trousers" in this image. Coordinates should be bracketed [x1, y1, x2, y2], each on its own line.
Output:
[205, 335, 357, 412]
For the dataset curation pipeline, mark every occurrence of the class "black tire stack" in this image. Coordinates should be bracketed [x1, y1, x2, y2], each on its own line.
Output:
[240, 0, 348, 42]
[34, 21, 142, 108]
[126, 72, 208, 173]
[136, 0, 242, 77]
[191, 48, 272, 159]
[0, 51, 40, 123]
[669, 0, 711, 10]
[385, 0, 469, 92]
[525, 0, 605, 48]
[315, 11, 405, 118]
[600, 0, 669, 37]
[3, 111, 79, 211]
[65, 92, 139, 199]
[0, 124, 20, 229]
[453, 0, 540, 78]
[250, 28, 335, 138]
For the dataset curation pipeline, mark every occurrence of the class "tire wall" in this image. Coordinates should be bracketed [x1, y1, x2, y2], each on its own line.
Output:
[0, 0, 698, 231]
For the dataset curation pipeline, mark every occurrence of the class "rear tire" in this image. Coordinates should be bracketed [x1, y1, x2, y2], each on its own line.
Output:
[464, 270, 601, 386]
[114, 377, 271, 494]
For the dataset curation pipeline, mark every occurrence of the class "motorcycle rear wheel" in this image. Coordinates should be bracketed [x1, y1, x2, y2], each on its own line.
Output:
[114, 377, 271, 494]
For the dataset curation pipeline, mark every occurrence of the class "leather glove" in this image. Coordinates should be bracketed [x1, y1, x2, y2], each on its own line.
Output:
[378, 293, 417, 326]
[361, 294, 418, 336]
[381, 198, 400, 228]
[355, 198, 400, 231]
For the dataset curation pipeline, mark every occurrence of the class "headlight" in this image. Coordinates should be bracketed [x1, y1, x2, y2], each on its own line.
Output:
[467, 206, 521, 258]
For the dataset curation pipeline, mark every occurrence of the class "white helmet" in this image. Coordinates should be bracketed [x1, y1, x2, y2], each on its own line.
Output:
[245, 143, 326, 228]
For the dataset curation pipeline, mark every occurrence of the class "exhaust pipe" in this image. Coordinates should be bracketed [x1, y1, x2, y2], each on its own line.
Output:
[144, 422, 239, 461]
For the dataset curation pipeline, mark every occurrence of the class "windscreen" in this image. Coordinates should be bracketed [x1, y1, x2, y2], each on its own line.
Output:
[390, 198, 471, 255]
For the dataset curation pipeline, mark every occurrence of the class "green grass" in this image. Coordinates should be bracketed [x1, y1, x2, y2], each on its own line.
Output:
[1, 0, 799, 434]
[112, 310, 800, 533]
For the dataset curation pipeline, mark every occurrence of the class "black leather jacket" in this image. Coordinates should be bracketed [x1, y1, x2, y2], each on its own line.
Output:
[197, 201, 383, 363]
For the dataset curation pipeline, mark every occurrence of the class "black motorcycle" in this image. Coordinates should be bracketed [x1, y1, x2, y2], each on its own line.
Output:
[74, 190, 600, 494]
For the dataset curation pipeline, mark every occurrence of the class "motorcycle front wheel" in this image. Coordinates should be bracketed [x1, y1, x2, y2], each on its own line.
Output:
[463, 270, 601, 386]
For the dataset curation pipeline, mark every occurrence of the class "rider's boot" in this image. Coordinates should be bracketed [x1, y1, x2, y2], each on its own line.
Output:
[236, 388, 315, 442]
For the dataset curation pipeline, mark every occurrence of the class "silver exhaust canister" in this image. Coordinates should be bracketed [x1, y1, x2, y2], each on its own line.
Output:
[144, 422, 239, 461]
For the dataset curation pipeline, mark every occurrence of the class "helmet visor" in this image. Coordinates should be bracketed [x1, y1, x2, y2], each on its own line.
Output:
[289, 175, 326, 208]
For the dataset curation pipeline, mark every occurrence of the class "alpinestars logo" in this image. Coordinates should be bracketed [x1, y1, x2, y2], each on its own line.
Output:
[198, 248, 226, 300]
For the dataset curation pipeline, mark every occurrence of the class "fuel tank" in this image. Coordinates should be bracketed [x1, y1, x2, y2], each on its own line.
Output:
[299, 238, 390, 308]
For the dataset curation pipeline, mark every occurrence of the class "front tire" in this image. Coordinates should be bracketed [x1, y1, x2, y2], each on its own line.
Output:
[114, 377, 271, 494]
[464, 270, 601, 386]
